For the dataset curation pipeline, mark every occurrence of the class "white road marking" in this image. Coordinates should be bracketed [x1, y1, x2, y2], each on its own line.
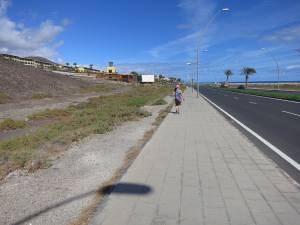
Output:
[200, 93, 300, 175]
[249, 101, 257, 105]
[282, 111, 300, 118]
[219, 90, 300, 104]
[234, 97, 239, 100]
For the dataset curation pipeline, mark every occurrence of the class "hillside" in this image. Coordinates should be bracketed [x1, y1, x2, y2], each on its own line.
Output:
[25, 56, 58, 65]
[0, 58, 93, 101]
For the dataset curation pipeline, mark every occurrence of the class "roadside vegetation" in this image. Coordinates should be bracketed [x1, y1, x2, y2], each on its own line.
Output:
[0, 119, 27, 131]
[0, 85, 172, 179]
[151, 98, 167, 106]
[80, 83, 119, 93]
[31, 93, 52, 100]
[220, 88, 300, 102]
[0, 92, 10, 104]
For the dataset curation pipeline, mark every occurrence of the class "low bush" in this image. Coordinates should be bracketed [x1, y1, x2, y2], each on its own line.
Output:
[0, 85, 172, 179]
[0, 119, 26, 131]
[31, 93, 52, 100]
[0, 92, 10, 104]
[151, 99, 167, 106]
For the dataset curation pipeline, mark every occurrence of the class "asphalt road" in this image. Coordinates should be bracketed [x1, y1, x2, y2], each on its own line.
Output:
[199, 87, 300, 180]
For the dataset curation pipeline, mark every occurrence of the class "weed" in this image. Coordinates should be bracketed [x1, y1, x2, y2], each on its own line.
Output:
[0, 118, 26, 131]
[0, 85, 173, 179]
[31, 93, 52, 100]
[152, 98, 167, 106]
[80, 84, 117, 93]
[0, 92, 10, 104]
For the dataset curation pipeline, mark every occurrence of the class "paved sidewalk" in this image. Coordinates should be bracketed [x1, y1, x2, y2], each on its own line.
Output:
[91, 88, 300, 225]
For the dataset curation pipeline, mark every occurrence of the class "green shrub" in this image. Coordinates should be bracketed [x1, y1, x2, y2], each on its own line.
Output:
[0, 119, 26, 131]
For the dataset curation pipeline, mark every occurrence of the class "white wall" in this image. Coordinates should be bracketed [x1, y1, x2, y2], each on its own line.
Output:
[142, 75, 155, 83]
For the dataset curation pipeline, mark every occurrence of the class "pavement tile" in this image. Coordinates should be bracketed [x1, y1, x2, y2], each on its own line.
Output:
[251, 212, 281, 225]
[90, 89, 300, 225]
[204, 207, 230, 225]
[276, 212, 300, 225]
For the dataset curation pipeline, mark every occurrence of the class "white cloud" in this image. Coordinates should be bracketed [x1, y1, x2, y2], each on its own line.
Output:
[262, 25, 300, 43]
[148, 0, 217, 59]
[0, 0, 67, 59]
[177, 0, 216, 30]
[286, 64, 300, 70]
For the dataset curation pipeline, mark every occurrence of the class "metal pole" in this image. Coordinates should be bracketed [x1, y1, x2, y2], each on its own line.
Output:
[196, 47, 199, 98]
[192, 78, 194, 93]
[262, 48, 280, 90]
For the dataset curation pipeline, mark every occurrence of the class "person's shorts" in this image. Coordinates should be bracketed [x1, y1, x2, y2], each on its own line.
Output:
[175, 99, 181, 106]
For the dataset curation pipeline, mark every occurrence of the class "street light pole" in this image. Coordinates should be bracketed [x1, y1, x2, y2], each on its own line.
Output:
[261, 48, 280, 90]
[195, 8, 230, 97]
[196, 47, 199, 97]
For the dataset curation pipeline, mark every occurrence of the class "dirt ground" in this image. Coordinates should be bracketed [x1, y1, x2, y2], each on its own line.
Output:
[0, 58, 96, 101]
[0, 96, 172, 225]
[0, 85, 128, 122]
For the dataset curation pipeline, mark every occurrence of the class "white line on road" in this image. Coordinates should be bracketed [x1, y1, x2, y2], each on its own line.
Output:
[282, 111, 300, 118]
[249, 101, 258, 105]
[200, 93, 300, 174]
[234, 97, 239, 100]
[219, 90, 300, 104]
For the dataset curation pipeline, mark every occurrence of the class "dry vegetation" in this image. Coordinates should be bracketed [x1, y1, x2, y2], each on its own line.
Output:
[0, 119, 27, 131]
[0, 85, 172, 179]
[0, 58, 102, 102]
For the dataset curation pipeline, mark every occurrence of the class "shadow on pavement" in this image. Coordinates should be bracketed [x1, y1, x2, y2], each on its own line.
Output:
[100, 182, 153, 195]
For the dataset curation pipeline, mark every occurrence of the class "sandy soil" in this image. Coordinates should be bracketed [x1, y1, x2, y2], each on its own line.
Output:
[0, 96, 172, 225]
[0, 86, 128, 122]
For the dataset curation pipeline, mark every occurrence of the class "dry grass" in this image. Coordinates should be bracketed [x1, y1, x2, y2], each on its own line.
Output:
[0, 85, 172, 179]
[0, 118, 26, 131]
[0, 92, 10, 104]
[80, 84, 118, 93]
[151, 98, 167, 106]
[31, 93, 52, 100]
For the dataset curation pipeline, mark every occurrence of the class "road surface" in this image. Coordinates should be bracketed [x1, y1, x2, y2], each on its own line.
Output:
[199, 87, 300, 182]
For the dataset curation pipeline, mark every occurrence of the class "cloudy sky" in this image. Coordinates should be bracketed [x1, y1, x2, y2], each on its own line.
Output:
[0, 0, 300, 82]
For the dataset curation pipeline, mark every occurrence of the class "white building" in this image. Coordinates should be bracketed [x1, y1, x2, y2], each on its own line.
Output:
[141, 75, 155, 83]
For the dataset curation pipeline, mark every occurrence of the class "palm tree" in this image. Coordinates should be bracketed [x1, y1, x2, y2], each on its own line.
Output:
[224, 69, 233, 83]
[89, 64, 93, 70]
[73, 62, 77, 68]
[66, 62, 70, 67]
[241, 67, 256, 88]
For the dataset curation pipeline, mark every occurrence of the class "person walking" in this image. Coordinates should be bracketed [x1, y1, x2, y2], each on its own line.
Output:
[174, 84, 183, 114]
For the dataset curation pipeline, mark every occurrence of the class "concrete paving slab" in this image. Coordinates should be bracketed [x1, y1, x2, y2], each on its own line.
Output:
[90, 88, 300, 225]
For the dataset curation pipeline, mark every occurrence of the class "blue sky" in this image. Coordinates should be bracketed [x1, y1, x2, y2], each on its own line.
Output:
[0, 0, 300, 82]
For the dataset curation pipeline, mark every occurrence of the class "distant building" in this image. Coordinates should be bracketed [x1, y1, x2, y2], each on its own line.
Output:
[106, 62, 117, 74]
[0, 54, 53, 71]
[76, 67, 86, 73]
[141, 75, 155, 83]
